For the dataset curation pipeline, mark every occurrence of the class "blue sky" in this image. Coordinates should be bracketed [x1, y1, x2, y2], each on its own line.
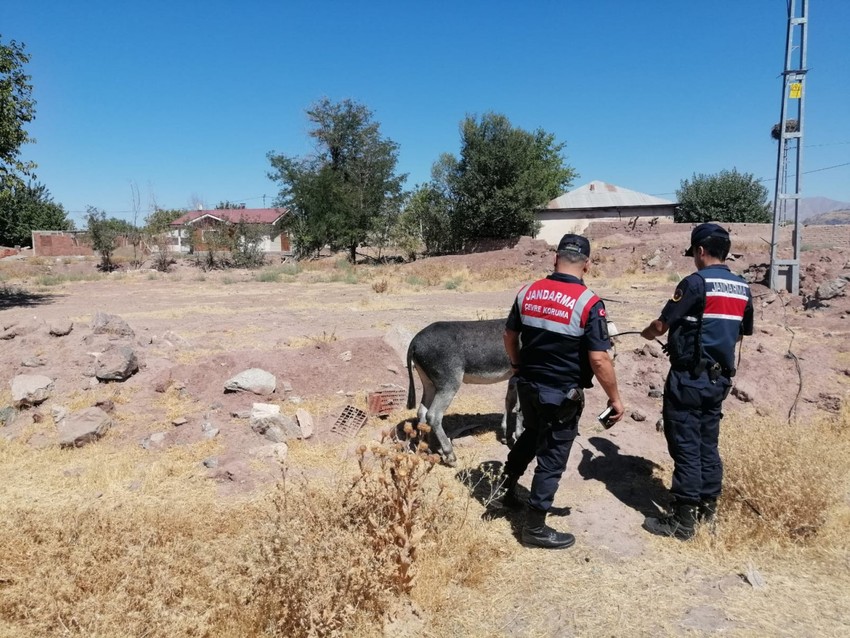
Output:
[4, 1, 849, 227]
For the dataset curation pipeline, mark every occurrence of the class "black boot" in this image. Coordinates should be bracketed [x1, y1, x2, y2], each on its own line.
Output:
[698, 499, 717, 524]
[497, 473, 525, 510]
[521, 507, 575, 549]
[643, 503, 697, 540]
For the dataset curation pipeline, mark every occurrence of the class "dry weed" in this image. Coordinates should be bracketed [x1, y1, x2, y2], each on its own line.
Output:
[716, 406, 850, 549]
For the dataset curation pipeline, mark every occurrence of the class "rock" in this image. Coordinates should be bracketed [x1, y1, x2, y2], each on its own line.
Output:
[646, 254, 662, 268]
[94, 399, 115, 413]
[201, 422, 219, 439]
[141, 432, 168, 450]
[635, 344, 661, 358]
[338, 350, 352, 362]
[817, 393, 841, 412]
[230, 410, 251, 419]
[282, 381, 293, 393]
[11, 374, 54, 407]
[295, 409, 314, 439]
[288, 396, 303, 404]
[95, 345, 139, 381]
[250, 403, 300, 442]
[383, 325, 414, 364]
[156, 330, 192, 348]
[20, 356, 47, 368]
[816, 278, 846, 301]
[91, 311, 134, 337]
[49, 319, 74, 337]
[172, 417, 188, 427]
[59, 407, 112, 448]
[648, 389, 663, 399]
[0, 406, 18, 426]
[202, 457, 219, 468]
[631, 411, 647, 422]
[51, 405, 68, 423]
[153, 373, 173, 393]
[224, 368, 276, 395]
[656, 417, 664, 433]
[386, 365, 399, 375]
[1, 321, 36, 340]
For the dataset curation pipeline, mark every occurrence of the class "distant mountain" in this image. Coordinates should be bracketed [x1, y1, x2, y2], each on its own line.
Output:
[798, 197, 850, 219]
[803, 209, 850, 225]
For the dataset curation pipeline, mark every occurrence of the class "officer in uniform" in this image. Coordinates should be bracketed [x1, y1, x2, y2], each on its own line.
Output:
[500, 233, 624, 549]
[640, 223, 754, 539]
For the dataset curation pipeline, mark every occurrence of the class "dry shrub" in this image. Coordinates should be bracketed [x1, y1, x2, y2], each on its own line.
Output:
[372, 278, 389, 293]
[717, 406, 850, 548]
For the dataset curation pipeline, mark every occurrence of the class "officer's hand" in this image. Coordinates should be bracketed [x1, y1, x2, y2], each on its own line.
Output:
[640, 327, 653, 341]
[607, 398, 625, 424]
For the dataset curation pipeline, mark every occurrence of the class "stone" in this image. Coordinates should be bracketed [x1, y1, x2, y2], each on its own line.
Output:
[21, 356, 47, 368]
[648, 389, 663, 399]
[95, 345, 139, 381]
[153, 373, 173, 393]
[816, 278, 846, 301]
[0, 406, 18, 426]
[250, 403, 300, 442]
[631, 411, 647, 422]
[48, 319, 74, 337]
[203, 457, 219, 469]
[338, 350, 352, 362]
[91, 311, 134, 337]
[282, 381, 293, 393]
[201, 422, 219, 439]
[141, 431, 167, 450]
[172, 417, 188, 426]
[51, 405, 68, 424]
[383, 325, 414, 365]
[59, 407, 112, 448]
[731, 385, 754, 403]
[224, 368, 276, 395]
[252, 442, 289, 463]
[295, 409, 314, 439]
[656, 417, 664, 433]
[386, 365, 399, 375]
[11, 374, 54, 407]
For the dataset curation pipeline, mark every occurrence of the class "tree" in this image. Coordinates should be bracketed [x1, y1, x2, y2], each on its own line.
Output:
[448, 113, 576, 248]
[675, 169, 771, 224]
[1, 36, 36, 181]
[268, 98, 406, 261]
[86, 208, 132, 270]
[0, 179, 72, 246]
[144, 207, 184, 235]
[215, 201, 246, 210]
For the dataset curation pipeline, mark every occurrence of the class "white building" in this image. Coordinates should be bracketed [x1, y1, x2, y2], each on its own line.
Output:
[536, 181, 676, 246]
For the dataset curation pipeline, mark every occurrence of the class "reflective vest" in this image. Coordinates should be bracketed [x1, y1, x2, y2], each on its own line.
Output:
[515, 278, 601, 388]
[668, 266, 750, 373]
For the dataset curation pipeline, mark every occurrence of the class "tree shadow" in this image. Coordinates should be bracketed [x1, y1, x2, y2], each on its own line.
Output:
[0, 285, 57, 310]
[455, 461, 524, 540]
[576, 436, 669, 516]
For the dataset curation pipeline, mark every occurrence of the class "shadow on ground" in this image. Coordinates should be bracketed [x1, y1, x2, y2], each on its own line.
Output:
[0, 285, 57, 310]
[576, 436, 669, 515]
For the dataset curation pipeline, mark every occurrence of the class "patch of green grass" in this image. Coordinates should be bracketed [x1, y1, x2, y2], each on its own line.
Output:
[406, 275, 426, 287]
[444, 277, 464, 290]
[34, 272, 102, 286]
[255, 271, 280, 283]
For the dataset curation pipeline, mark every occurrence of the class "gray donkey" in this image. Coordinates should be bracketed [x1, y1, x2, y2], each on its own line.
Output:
[406, 319, 521, 465]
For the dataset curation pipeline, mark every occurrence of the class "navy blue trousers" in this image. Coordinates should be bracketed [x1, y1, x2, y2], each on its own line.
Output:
[662, 369, 731, 505]
[503, 382, 582, 512]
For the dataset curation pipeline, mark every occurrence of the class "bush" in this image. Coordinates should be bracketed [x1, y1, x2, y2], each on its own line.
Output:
[676, 169, 771, 224]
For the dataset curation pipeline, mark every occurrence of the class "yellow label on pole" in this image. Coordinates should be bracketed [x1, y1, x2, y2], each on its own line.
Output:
[789, 82, 802, 99]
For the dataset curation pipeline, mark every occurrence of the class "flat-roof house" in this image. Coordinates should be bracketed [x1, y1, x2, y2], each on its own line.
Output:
[536, 181, 676, 246]
[168, 207, 289, 254]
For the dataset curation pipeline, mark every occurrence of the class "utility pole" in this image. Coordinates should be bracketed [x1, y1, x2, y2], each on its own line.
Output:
[769, 0, 809, 294]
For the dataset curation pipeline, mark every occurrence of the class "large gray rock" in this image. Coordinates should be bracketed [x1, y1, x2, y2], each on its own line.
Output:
[11, 374, 54, 407]
[224, 368, 276, 395]
[295, 408, 314, 439]
[96, 345, 139, 381]
[382, 325, 414, 365]
[91, 312, 134, 337]
[59, 407, 112, 448]
[250, 403, 300, 442]
[816, 278, 846, 301]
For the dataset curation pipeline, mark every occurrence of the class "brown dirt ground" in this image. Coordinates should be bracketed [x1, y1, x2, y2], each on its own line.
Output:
[2, 224, 849, 636]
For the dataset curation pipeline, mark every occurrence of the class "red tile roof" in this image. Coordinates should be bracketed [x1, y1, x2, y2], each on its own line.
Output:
[170, 208, 287, 226]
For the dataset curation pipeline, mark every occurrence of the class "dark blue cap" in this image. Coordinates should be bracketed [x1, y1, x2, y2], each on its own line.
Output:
[684, 223, 730, 257]
[557, 233, 591, 258]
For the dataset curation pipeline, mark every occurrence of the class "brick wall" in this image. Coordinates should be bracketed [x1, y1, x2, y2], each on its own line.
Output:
[32, 231, 95, 257]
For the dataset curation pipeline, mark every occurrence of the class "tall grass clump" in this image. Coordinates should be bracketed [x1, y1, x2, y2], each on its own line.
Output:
[717, 406, 850, 548]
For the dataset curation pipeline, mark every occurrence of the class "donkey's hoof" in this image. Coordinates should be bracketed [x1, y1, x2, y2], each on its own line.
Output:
[441, 453, 458, 468]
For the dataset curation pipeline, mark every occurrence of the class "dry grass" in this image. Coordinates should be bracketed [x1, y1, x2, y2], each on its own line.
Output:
[0, 427, 500, 638]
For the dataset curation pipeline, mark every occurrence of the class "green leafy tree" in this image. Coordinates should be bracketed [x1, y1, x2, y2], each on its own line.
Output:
[144, 207, 184, 235]
[1, 36, 36, 182]
[86, 208, 132, 270]
[268, 98, 406, 261]
[448, 113, 576, 248]
[675, 169, 771, 223]
[0, 179, 72, 246]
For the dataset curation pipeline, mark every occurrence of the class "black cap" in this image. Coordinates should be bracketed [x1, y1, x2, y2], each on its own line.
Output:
[557, 234, 591, 258]
[684, 223, 730, 257]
